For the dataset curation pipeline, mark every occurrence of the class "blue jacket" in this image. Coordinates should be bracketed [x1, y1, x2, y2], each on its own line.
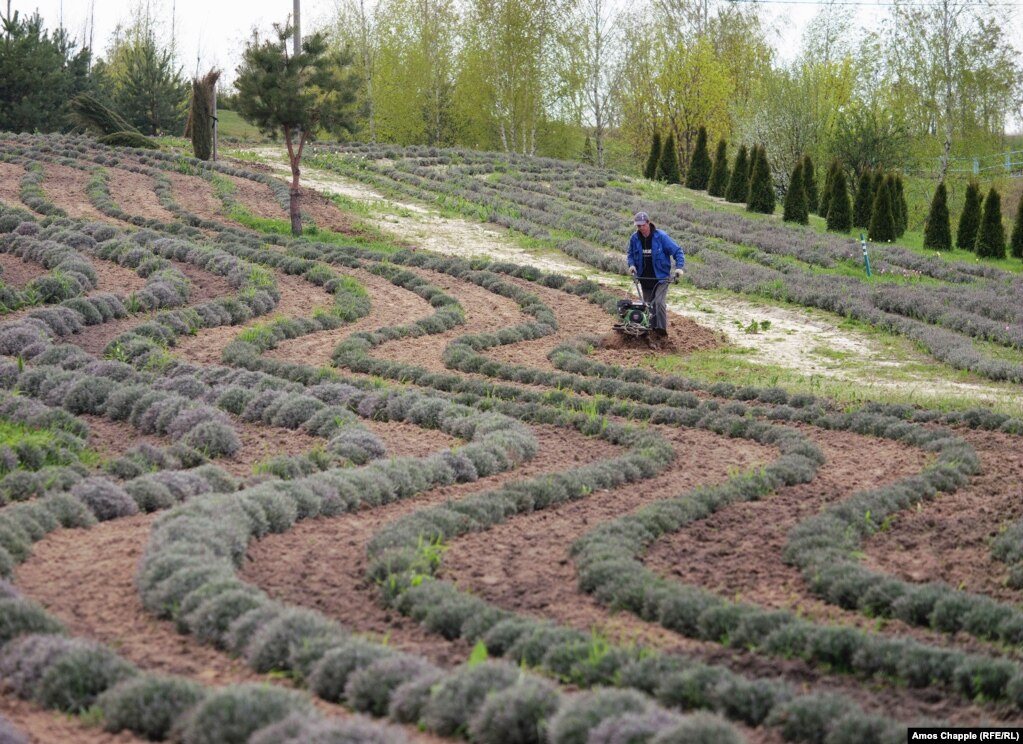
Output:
[627, 226, 685, 280]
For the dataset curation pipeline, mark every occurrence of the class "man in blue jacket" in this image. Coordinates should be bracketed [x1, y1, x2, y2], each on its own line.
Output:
[626, 211, 684, 347]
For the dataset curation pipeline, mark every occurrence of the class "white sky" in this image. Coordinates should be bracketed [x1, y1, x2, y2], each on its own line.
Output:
[10, 0, 1023, 104]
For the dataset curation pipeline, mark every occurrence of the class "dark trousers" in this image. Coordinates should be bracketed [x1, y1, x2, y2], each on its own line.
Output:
[639, 279, 669, 332]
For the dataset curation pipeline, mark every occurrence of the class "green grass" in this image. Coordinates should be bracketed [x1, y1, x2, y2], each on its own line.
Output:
[0, 418, 98, 471]
[217, 110, 264, 142]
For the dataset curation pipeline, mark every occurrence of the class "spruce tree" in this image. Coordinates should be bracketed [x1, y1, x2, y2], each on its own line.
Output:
[819, 159, 840, 219]
[1010, 194, 1023, 260]
[923, 181, 952, 251]
[802, 154, 818, 214]
[747, 145, 776, 214]
[826, 166, 852, 232]
[893, 175, 908, 236]
[975, 188, 1006, 259]
[852, 169, 874, 230]
[725, 145, 750, 203]
[956, 181, 982, 251]
[868, 175, 897, 242]
[581, 136, 594, 164]
[657, 132, 680, 184]
[783, 161, 809, 224]
[748, 144, 759, 181]
[708, 138, 729, 197]
[686, 126, 712, 190]
[644, 132, 661, 180]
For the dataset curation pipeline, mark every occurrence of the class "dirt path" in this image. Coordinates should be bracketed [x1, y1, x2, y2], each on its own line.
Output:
[0, 162, 31, 215]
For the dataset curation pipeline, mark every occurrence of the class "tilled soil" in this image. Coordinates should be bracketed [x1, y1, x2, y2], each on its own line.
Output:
[0, 162, 33, 215]
[0, 252, 47, 288]
[41, 163, 107, 222]
[106, 168, 176, 224]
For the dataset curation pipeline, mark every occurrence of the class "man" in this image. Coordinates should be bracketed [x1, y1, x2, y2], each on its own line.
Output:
[626, 211, 684, 348]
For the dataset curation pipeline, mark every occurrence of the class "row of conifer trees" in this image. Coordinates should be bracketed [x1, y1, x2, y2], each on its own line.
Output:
[643, 128, 1023, 259]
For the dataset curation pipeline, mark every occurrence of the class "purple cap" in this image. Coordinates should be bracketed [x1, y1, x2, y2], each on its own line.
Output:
[633, 211, 649, 225]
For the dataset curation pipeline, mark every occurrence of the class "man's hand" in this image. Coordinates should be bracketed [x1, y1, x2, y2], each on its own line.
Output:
[672, 269, 684, 283]
[628, 266, 637, 276]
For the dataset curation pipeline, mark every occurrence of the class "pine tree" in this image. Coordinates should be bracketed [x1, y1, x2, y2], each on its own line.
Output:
[802, 154, 818, 214]
[708, 138, 729, 197]
[644, 132, 661, 180]
[657, 132, 680, 184]
[826, 166, 852, 232]
[1011, 194, 1023, 260]
[975, 188, 1006, 259]
[748, 144, 759, 181]
[747, 145, 776, 214]
[868, 175, 897, 242]
[819, 160, 840, 219]
[725, 145, 750, 203]
[782, 161, 808, 224]
[893, 175, 908, 237]
[852, 169, 874, 229]
[686, 126, 712, 190]
[956, 181, 982, 251]
[923, 181, 952, 251]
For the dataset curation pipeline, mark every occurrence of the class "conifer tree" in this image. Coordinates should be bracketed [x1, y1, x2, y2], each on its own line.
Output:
[819, 159, 840, 219]
[747, 145, 776, 214]
[187, 69, 220, 161]
[708, 138, 729, 197]
[868, 175, 897, 242]
[748, 144, 759, 181]
[852, 169, 874, 229]
[975, 188, 1006, 259]
[923, 181, 952, 251]
[802, 154, 818, 214]
[657, 132, 680, 184]
[893, 175, 908, 236]
[686, 126, 712, 190]
[826, 166, 851, 232]
[956, 181, 982, 250]
[1010, 194, 1023, 260]
[783, 161, 808, 224]
[725, 145, 750, 203]
[644, 132, 661, 180]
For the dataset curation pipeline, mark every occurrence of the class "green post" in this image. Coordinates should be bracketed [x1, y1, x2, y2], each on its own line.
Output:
[860, 232, 872, 277]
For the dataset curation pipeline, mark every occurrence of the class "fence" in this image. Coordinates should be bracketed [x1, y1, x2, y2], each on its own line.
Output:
[912, 150, 1023, 177]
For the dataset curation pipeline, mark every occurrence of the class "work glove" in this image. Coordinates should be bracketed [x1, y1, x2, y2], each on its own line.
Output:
[628, 266, 637, 276]
[672, 269, 683, 283]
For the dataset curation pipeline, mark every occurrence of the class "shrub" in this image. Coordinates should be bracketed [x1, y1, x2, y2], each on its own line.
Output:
[0, 597, 65, 645]
[70, 477, 138, 521]
[224, 604, 286, 656]
[248, 712, 410, 744]
[468, 676, 563, 744]
[421, 661, 521, 737]
[345, 654, 439, 717]
[654, 664, 731, 711]
[244, 608, 347, 675]
[766, 693, 856, 742]
[0, 633, 81, 698]
[657, 133, 680, 184]
[852, 169, 874, 229]
[644, 133, 661, 181]
[33, 643, 138, 713]
[178, 684, 313, 744]
[1010, 189, 1023, 259]
[650, 712, 742, 744]
[308, 638, 392, 703]
[826, 166, 851, 233]
[328, 428, 386, 465]
[185, 590, 267, 648]
[548, 689, 651, 744]
[587, 709, 683, 744]
[40, 492, 96, 529]
[387, 668, 445, 724]
[98, 674, 207, 740]
[180, 420, 241, 458]
[823, 712, 903, 744]
[715, 676, 792, 726]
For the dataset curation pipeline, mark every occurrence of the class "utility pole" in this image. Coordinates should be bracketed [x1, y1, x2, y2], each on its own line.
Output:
[293, 0, 301, 55]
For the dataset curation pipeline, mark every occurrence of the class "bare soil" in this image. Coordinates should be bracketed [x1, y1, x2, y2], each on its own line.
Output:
[0, 252, 47, 288]
[106, 169, 175, 224]
[0, 162, 31, 214]
[41, 164, 106, 222]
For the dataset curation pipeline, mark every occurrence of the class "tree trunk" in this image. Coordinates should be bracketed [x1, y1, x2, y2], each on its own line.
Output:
[284, 125, 306, 237]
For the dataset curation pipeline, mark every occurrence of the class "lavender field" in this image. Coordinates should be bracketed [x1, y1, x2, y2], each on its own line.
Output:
[0, 134, 1021, 744]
